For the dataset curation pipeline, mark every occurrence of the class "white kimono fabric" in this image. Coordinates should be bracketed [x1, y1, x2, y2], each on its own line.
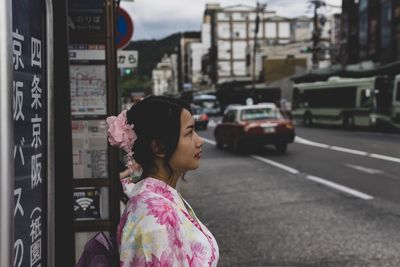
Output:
[118, 177, 219, 267]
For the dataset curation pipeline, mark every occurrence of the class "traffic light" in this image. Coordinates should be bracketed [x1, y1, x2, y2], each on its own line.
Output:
[124, 68, 132, 75]
[300, 46, 312, 53]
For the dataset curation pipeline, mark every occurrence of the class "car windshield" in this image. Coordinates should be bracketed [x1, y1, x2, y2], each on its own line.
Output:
[241, 108, 282, 121]
[191, 105, 203, 115]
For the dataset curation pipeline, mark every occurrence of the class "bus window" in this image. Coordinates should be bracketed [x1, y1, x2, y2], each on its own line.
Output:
[303, 87, 356, 108]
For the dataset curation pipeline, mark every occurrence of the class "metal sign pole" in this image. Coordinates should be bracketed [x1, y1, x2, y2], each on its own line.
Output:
[0, 0, 14, 266]
[46, 0, 55, 266]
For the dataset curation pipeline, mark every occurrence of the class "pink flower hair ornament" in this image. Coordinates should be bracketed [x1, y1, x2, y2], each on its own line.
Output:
[106, 110, 137, 160]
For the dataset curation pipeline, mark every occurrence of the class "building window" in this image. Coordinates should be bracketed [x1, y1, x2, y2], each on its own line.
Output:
[278, 22, 290, 38]
[359, 0, 367, 11]
[380, 1, 392, 50]
[218, 23, 231, 39]
[265, 22, 277, 38]
[359, 6, 368, 57]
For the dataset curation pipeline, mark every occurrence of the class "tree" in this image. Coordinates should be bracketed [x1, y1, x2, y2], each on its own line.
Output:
[120, 74, 152, 97]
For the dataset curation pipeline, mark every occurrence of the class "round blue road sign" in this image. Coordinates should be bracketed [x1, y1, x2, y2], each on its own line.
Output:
[116, 7, 134, 49]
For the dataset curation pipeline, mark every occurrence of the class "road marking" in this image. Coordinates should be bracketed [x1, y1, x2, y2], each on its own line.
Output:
[306, 175, 374, 200]
[201, 137, 373, 200]
[369, 153, 400, 164]
[295, 136, 400, 164]
[294, 136, 330, 148]
[345, 163, 384, 175]
[202, 138, 216, 145]
[203, 136, 301, 175]
[250, 155, 300, 174]
[330, 146, 368, 156]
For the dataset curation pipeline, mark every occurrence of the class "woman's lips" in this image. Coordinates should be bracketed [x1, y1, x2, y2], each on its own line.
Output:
[195, 151, 202, 159]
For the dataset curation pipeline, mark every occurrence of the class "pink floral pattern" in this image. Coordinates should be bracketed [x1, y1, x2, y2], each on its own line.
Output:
[146, 182, 175, 202]
[106, 110, 137, 155]
[118, 178, 219, 267]
[145, 197, 181, 228]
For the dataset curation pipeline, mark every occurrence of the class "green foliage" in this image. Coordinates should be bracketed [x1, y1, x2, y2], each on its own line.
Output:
[119, 31, 200, 96]
[124, 31, 200, 76]
[120, 74, 152, 96]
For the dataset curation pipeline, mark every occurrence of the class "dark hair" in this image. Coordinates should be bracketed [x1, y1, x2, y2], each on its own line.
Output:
[126, 95, 192, 180]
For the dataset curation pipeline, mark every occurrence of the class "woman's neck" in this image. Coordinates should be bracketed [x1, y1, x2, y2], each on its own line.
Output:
[146, 169, 180, 188]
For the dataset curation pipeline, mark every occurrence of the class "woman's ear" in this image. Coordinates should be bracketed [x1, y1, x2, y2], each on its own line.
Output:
[150, 139, 166, 158]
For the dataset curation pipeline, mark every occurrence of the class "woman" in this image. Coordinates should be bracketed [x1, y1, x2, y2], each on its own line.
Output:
[106, 95, 219, 267]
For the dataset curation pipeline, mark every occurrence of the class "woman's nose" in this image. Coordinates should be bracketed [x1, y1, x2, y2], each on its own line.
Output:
[199, 137, 204, 146]
[196, 133, 204, 147]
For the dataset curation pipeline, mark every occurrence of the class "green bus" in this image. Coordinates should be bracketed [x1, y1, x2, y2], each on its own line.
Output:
[292, 75, 400, 129]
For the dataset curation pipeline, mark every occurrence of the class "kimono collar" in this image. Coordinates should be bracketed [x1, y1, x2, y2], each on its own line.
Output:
[138, 177, 181, 205]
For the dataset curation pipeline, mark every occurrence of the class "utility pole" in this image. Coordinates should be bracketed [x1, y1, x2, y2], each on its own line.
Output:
[252, 2, 267, 91]
[310, 0, 325, 69]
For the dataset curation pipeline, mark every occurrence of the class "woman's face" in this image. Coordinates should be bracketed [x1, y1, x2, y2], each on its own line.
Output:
[169, 108, 204, 173]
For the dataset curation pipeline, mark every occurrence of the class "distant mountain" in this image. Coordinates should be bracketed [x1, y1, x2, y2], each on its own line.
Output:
[124, 31, 200, 77]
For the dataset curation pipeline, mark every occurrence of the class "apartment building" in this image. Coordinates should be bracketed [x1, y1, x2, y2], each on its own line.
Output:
[341, 0, 400, 65]
[201, 4, 293, 84]
[152, 54, 178, 96]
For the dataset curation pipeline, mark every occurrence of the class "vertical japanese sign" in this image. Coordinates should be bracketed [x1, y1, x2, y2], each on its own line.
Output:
[12, 0, 47, 266]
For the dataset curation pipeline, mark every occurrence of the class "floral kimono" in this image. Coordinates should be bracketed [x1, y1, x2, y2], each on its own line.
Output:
[118, 177, 219, 267]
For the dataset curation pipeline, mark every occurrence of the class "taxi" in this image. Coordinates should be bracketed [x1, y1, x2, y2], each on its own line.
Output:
[214, 103, 295, 154]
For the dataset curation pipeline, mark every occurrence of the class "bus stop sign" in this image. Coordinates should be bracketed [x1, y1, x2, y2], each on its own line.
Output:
[116, 7, 133, 49]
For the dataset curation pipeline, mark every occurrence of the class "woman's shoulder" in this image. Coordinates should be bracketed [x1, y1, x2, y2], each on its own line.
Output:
[128, 178, 180, 207]
[122, 191, 183, 232]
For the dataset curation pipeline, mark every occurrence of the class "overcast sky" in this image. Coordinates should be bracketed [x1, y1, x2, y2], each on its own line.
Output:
[121, 0, 342, 41]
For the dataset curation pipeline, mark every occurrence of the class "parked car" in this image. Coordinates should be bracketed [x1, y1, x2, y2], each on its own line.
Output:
[191, 104, 209, 130]
[214, 103, 295, 154]
[192, 94, 221, 116]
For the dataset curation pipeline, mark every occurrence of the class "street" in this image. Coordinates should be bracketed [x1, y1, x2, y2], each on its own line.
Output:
[178, 121, 400, 267]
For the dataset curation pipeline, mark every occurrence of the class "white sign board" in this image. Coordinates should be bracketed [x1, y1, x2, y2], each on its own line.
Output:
[117, 50, 138, 68]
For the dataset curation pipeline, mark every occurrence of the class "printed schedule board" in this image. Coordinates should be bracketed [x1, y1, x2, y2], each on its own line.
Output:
[12, 0, 47, 266]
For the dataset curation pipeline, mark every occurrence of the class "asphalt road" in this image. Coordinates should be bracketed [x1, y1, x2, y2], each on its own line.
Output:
[177, 121, 400, 267]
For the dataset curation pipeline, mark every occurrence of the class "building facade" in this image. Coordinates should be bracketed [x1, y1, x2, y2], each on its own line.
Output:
[178, 32, 201, 91]
[202, 4, 293, 84]
[341, 0, 400, 65]
[188, 42, 207, 87]
[152, 54, 178, 96]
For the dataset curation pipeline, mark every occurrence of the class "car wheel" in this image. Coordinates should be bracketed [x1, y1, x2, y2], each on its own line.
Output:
[233, 138, 245, 154]
[215, 137, 223, 149]
[275, 143, 287, 154]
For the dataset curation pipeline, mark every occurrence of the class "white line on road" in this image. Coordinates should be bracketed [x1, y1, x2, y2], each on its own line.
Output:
[330, 146, 368, 156]
[306, 175, 374, 200]
[295, 136, 330, 149]
[250, 155, 300, 174]
[295, 136, 400, 164]
[202, 138, 216, 145]
[369, 153, 400, 164]
[345, 163, 384, 175]
[201, 137, 373, 201]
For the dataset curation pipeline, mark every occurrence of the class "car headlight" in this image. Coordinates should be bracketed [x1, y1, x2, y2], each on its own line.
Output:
[285, 123, 294, 129]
